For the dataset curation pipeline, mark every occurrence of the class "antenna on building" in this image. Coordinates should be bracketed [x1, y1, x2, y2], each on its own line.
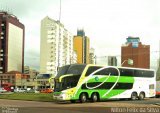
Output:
[0, 5, 13, 15]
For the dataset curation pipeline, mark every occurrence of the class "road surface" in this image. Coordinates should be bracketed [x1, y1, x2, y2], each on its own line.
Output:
[0, 98, 160, 113]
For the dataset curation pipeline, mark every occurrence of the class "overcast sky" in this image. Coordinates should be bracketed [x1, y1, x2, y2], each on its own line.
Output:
[0, 0, 160, 70]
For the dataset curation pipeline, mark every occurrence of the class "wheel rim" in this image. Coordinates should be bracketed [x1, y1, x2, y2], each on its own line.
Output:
[131, 93, 137, 100]
[140, 93, 144, 99]
[81, 94, 87, 102]
[82, 95, 86, 101]
[93, 94, 98, 102]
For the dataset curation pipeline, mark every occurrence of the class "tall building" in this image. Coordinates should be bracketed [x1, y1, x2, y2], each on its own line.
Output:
[73, 29, 90, 64]
[121, 36, 150, 69]
[108, 56, 117, 66]
[24, 66, 39, 78]
[24, 66, 30, 74]
[156, 59, 160, 80]
[90, 48, 95, 64]
[40, 16, 73, 75]
[0, 12, 25, 73]
[156, 42, 160, 81]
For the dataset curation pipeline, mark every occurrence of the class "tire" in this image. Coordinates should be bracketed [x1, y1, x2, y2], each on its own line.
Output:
[131, 92, 137, 100]
[139, 92, 145, 100]
[80, 93, 87, 103]
[91, 93, 98, 102]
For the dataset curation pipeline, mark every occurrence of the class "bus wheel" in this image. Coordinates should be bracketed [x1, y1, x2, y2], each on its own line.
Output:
[91, 93, 98, 102]
[139, 92, 145, 100]
[131, 92, 137, 100]
[80, 93, 87, 103]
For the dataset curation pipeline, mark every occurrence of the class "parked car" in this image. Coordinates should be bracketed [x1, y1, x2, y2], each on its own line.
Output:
[156, 90, 160, 98]
[156, 81, 160, 98]
[26, 89, 35, 93]
[40, 88, 53, 93]
[0, 87, 7, 93]
[14, 88, 26, 93]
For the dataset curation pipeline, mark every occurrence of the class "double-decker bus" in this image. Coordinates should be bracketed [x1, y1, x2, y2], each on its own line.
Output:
[53, 64, 156, 103]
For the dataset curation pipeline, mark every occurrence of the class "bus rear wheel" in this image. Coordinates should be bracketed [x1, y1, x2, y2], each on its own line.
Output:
[131, 92, 137, 100]
[80, 93, 87, 103]
[91, 93, 99, 102]
[138, 92, 145, 100]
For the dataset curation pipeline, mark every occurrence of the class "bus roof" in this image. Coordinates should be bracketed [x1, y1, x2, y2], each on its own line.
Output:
[86, 64, 155, 71]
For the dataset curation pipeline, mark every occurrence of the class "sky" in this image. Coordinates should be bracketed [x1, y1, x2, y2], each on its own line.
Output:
[0, 0, 160, 70]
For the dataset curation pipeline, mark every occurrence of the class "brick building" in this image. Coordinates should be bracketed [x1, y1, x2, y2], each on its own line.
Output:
[121, 37, 150, 69]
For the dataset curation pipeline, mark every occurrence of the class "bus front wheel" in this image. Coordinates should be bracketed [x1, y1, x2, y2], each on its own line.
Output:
[80, 93, 87, 103]
[91, 93, 98, 102]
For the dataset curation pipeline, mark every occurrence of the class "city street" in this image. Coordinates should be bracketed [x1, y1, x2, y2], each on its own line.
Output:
[0, 98, 160, 113]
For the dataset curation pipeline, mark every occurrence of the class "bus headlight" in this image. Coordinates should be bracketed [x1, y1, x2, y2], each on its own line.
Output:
[60, 92, 65, 97]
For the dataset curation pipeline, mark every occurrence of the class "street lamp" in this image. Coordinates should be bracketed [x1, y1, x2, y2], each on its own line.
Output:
[121, 58, 133, 66]
[34, 75, 38, 90]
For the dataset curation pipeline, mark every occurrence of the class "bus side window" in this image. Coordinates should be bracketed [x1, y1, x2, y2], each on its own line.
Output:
[149, 84, 155, 89]
[111, 68, 118, 76]
[134, 70, 154, 78]
[95, 68, 109, 75]
[85, 66, 101, 76]
[119, 68, 134, 77]
[143, 71, 154, 78]
[95, 68, 118, 76]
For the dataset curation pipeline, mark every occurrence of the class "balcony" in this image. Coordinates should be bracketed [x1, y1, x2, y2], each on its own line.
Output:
[47, 39, 56, 43]
[47, 35, 56, 40]
[50, 50, 56, 54]
[46, 62, 55, 66]
[47, 31, 56, 35]
[47, 66, 55, 70]
[50, 45, 56, 49]
[50, 46, 56, 50]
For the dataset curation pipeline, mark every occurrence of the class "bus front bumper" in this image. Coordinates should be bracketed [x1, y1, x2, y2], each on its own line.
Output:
[53, 92, 68, 101]
[53, 95, 64, 101]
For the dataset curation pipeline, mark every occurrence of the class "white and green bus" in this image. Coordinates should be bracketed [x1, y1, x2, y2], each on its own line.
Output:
[53, 64, 156, 103]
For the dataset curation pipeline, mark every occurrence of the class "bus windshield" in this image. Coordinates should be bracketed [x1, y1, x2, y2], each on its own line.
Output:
[54, 64, 86, 92]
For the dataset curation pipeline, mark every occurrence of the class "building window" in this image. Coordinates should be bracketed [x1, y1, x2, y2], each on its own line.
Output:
[1, 32, 4, 35]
